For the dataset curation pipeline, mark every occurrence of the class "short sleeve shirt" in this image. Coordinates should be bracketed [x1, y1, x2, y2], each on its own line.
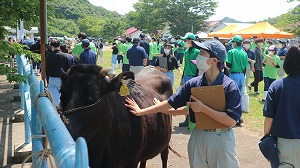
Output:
[277, 47, 288, 57]
[183, 47, 200, 76]
[168, 72, 242, 123]
[263, 55, 281, 79]
[122, 42, 132, 64]
[127, 45, 147, 66]
[226, 46, 249, 73]
[244, 49, 256, 66]
[72, 42, 97, 58]
[79, 49, 97, 64]
[263, 74, 300, 139]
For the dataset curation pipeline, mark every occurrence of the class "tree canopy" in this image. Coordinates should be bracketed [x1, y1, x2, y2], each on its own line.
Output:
[265, 4, 300, 36]
[127, 0, 217, 36]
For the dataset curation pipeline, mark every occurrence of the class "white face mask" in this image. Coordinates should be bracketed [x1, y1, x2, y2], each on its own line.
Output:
[268, 51, 275, 55]
[196, 55, 211, 73]
[164, 49, 171, 55]
[243, 44, 250, 50]
[278, 44, 283, 48]
[184, 42, 190, 48]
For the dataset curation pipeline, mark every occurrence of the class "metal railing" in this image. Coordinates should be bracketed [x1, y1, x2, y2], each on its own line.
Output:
[16, 54, 89, 168]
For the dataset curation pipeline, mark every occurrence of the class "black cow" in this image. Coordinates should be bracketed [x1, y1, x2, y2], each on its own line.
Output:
[59, 65, 173, 168]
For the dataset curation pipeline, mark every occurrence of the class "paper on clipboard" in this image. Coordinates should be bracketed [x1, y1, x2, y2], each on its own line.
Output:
[265, 56, 275, 66]
[158, 57, 168, 69]
[191, 85, 228, 130]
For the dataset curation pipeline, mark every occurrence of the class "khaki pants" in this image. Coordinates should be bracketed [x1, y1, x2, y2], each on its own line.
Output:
[188, 129, 239, 168]
[277, 60, 286, 78]
[129, 66, 144, 74]
[278, 138, 300, 168]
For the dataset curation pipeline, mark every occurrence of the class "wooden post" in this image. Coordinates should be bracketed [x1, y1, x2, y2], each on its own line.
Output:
[39, 0, 47, 83]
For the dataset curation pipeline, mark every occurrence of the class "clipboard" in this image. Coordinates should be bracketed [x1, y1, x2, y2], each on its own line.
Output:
[265, 56, 275, 66]
[191, 85, 229, 130]
[158, 57, 168, 69]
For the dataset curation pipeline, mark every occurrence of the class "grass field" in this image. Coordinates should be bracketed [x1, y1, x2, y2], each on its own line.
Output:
[100, 49, 266, 134]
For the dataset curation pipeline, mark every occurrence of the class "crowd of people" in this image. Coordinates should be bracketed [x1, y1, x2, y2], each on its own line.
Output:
[4, 31, 300, 168]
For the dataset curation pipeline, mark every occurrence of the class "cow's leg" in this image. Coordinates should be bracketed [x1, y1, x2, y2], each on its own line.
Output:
[139, 160, 146, 168]
[161, 146, 169, 168]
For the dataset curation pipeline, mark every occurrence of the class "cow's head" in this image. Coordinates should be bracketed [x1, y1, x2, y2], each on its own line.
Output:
[59, 64, 134, 140]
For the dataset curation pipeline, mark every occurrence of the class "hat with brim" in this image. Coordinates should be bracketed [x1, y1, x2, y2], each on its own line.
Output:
[243, 39, 251, 43]
[132, 37, 140, 43]
[81, 39, 90, 47]
[192, 40, 227, 63]
[181, 33, 196, 40]
[278, 39, 286, 44]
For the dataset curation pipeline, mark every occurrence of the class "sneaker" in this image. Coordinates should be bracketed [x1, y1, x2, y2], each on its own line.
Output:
[247, 84, 252, 92]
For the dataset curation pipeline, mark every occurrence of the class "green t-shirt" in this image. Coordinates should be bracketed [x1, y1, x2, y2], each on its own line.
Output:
[152, 42, 158, 56]
[72, 42, 97, 58]
[122, 42, 132, 64]
[116, 41, 123, 55]
[157, 42, 162, 54]
[149, 42, 154, 60]
[263, 54, 281, 79]
[226, 46, 249, 73]
[250, 42, 257, 50]
[183, 47, 200, 76]
[177, 41, 185, 54]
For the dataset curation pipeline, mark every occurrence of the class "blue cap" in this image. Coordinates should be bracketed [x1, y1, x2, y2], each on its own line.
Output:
[132, 37, 140, 43]
[161, 38, 168, 42]
[139, 34, 145, 38]
[82, 39, 90, 47]
[243, 39, 251, 43]
[278, 39, 286, 44]
[192, 40, 227, 63]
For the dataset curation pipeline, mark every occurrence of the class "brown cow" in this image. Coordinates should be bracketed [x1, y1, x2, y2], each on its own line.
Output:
[59, 65, 173, 168]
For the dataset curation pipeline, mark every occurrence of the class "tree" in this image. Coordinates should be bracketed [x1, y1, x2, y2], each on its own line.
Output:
[77, 16, 107, 38]
[275, 5, 300, 35]
[127, 0, 217, 36]
[99, 18, 127, 42]
[265, 4, 300, 36]
[0, 0, 41, 83]
[48, 18, 80, 37]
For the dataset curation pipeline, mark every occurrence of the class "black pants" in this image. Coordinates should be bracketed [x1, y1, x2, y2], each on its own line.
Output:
[117, 55, 123, 64]
[251, 70, 263, 92]
[122, 64, 130, 72]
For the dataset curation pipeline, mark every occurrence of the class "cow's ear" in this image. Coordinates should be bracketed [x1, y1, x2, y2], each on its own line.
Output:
[60, 68, 68, 83]
[100, 68, 116, 78]
[110, 71, 135, 91]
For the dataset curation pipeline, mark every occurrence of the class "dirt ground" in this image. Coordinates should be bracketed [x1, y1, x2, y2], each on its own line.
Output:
[0, 74, 270, 168]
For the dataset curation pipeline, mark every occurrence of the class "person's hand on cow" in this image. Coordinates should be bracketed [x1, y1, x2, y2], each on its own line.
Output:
[186, 95, 207, 113]
[153, 98, 160, 105]
[125, 97, 143, 116]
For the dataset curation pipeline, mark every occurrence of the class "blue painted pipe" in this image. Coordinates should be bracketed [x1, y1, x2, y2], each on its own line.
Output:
[75, 137, 89, 168]
[17, 55, 89, 168]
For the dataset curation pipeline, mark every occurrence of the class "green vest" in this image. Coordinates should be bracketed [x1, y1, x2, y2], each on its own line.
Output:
[122, 42, 132, 64]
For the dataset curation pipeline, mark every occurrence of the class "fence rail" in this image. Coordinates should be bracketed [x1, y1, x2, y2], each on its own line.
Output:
[16, 54, 89, 168]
